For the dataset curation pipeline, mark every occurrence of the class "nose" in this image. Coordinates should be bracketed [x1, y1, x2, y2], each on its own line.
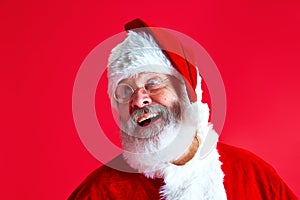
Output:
[130, 88, 152, 109]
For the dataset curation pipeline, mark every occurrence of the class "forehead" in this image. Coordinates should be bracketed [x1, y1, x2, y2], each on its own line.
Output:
[119, 72, 169, 84]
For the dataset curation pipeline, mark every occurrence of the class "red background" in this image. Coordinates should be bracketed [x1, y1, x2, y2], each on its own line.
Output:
[1, 0, 300, 199]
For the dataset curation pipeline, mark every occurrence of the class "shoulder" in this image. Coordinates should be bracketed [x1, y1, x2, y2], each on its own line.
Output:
[67, 164, 131, 200]
[68, 155, 162, 200]
[217, 142, 273, 169]
[217, 142, 297, 199]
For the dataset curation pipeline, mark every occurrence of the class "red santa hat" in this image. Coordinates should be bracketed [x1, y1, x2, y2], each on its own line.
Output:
[107, 18, 202, 107]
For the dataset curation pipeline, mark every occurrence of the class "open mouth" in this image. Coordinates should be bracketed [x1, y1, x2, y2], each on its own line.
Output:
[137, 113, 161, 127]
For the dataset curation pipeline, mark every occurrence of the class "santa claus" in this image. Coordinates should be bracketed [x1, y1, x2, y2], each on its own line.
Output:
[68, 18, 297, 200]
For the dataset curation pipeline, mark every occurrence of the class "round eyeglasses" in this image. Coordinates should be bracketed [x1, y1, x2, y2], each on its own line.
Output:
[114, 77, 169, 104]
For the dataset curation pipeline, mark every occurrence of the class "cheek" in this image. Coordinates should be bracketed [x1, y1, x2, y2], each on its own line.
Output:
[118, 105, 130, 121]
[153, 91, 179, 107]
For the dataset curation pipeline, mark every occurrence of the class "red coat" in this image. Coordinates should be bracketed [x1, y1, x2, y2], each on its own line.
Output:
[68, 143, 297, 200]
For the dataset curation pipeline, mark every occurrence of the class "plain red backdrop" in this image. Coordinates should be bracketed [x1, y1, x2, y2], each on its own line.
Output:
[1, 0, 299, 199]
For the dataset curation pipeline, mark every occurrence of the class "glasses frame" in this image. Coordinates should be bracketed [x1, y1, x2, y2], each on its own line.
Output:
[114, 77, 169, 104]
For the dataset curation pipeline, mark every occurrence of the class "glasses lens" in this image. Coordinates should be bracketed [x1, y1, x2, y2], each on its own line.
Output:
[145, 77, 169, 92]
[115, 84, 133, 102]
[144, 78, 161, 91]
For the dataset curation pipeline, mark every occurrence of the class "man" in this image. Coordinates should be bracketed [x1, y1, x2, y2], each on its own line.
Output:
[69, 19, 297, 200]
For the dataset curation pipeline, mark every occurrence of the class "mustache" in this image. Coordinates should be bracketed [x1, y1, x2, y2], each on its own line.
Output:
[120, 103, 181, 139]
[131, 104, 169, 122]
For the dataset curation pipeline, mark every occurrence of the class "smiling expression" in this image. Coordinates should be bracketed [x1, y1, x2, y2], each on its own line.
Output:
[116, 72, 182, 137]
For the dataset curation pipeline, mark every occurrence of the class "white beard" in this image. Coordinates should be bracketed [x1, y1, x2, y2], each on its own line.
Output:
[120, 96, 211, 178]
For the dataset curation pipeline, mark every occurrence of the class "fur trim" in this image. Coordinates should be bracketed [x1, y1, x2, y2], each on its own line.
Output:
[159, 128, 227, 200]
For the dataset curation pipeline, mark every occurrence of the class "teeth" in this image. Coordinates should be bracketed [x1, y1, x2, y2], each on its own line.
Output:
[138, 113, 158, 123]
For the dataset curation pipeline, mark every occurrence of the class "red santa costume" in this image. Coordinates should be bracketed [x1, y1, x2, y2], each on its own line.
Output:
[69, 19, 297, 200]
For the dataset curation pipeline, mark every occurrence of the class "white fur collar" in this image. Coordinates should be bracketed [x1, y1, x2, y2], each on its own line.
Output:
[159, 130, 227, 200]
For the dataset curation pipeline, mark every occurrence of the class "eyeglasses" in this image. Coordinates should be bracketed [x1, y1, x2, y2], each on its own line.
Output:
[114, 77, 169, 104]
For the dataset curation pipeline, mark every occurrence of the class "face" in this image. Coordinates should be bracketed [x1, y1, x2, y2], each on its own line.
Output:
[113, 72, 200, 176]
[115, 72, 182, 140]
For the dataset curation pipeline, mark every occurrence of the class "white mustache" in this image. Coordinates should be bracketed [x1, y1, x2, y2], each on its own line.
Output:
[131, 104, 169, 123]
[120, 103, 181, 139]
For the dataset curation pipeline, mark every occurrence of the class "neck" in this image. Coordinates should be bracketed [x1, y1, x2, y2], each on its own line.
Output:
[172, 135, 200, 165]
